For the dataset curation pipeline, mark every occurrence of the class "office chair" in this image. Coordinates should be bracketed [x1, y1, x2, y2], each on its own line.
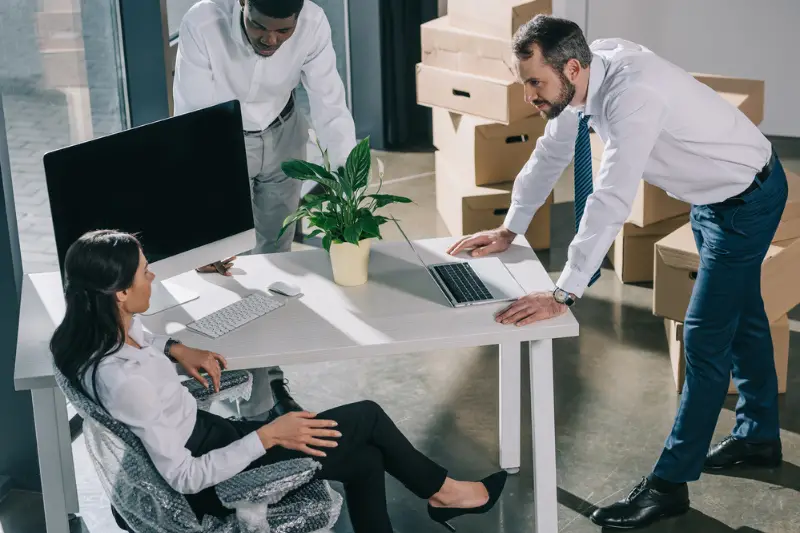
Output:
[53, 366, 342, 533]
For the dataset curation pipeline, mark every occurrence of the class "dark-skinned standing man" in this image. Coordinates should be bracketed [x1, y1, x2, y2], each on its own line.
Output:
[449, 15, 787, 530]
[173, 0, 356, 421]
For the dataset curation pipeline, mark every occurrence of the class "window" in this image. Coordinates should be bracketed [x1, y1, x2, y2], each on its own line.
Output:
[0, 0, 128, 274]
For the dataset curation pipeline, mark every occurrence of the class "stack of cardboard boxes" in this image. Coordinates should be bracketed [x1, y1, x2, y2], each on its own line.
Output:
[654, 171, 800, 394]
[416, 1, 554, 250]
[596, 74, 768, 284]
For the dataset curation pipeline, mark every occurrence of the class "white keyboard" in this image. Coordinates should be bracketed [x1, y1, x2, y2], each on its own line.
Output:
[186, 293, 285, 339]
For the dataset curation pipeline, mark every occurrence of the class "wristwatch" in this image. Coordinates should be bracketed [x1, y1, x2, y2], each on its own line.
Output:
[553, 287, 576, 307]
[164, 338, 182, 361]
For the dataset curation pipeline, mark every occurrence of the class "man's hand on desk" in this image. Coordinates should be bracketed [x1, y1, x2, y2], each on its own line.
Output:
[495, 291, 568, 327]
[169, 344, 228, 392]
[195, 256, 237, 276]
[446, 227, 516, 257]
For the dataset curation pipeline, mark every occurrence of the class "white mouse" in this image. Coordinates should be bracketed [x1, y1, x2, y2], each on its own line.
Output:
[268, 280, 302, 297]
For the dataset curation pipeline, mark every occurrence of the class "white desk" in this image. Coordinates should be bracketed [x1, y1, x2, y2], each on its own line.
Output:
[14, 235, 578, 533]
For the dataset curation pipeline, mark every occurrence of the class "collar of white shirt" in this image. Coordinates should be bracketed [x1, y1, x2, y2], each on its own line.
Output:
[229, 1, 252, 52]
[108, 316, 153, 362]
[569, 54, 608, 118]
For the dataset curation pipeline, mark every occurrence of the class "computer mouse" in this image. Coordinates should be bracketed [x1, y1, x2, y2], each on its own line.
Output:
[268, 280, 302, 297]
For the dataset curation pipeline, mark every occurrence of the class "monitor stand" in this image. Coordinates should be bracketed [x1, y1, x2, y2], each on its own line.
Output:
[140, 279, 200, 316]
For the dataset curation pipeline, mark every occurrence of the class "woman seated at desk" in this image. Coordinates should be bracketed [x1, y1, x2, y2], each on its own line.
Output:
[51, 230, 507, 533]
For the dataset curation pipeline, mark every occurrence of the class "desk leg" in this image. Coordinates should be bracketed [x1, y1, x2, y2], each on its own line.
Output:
[529, 339, 557, 533]
[499, 341, 521, 474]
[32, 387, 79, 533]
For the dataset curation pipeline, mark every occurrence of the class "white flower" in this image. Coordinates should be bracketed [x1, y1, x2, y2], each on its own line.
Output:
[377, 158, 385, 178]
[308, 129, 318, 145]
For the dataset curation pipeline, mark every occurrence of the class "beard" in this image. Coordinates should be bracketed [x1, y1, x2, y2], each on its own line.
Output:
[533, 71, 576, 120]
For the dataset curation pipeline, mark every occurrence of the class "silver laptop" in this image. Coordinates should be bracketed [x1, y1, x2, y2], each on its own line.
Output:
[393, 219, 526, 308]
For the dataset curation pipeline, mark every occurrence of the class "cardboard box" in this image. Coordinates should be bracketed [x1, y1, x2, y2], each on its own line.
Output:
[417, 64, 534, 124]
[433, 108, 545, 186]
[435, 152, 553, 250]
[665, 316, 789, 394]
[606, 214, 689, 283]
[421, 16, 516, 83]
[653, 223, 800, 323]
[692, 73, 765, 125]
[774, 170, 800, 242]
[448, 0, 552, 40]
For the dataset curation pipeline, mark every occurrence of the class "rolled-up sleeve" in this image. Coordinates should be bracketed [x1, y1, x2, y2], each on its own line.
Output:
[504, 111, 579, 235]
[556, 87, 667, 297]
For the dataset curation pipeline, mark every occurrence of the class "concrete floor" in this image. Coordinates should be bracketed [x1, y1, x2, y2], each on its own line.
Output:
[2, 140, 799, 533]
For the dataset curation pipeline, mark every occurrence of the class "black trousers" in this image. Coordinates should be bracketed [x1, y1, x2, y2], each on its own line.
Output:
[184, 400, 448, 533]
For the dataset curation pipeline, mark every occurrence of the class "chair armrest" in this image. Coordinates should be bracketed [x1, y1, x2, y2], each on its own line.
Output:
[182, 370, 252, 409]
[215, 458, 321, 508]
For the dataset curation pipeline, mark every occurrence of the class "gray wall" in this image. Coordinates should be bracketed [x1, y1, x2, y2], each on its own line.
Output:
[0, 94, 40, 492]
[585, 0, 799, 137]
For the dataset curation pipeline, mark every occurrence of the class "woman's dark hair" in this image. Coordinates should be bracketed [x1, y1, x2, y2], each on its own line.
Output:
[249, 0, 304, 19]
[51, 230, 142, 405]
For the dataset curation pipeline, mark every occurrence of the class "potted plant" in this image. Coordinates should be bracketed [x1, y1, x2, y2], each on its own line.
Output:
[278, 132, 411, 286]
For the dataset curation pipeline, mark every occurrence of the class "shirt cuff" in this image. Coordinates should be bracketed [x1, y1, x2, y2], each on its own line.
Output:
[503, 204, 534, 236]
[556, 265, 591, 299]
[242, 431, 268, 463]
[151, 335, 170, 357]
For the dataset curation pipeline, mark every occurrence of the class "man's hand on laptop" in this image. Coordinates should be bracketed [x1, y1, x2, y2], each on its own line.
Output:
[195, 256, 237, 276]
[495, 291, 568, 327]
[447, 227, 516, 257]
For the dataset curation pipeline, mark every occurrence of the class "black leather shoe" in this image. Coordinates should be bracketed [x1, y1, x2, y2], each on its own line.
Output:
[704, 435, 782, 471]
[267, 379, 304, 420]
[589, 478, 690, 530]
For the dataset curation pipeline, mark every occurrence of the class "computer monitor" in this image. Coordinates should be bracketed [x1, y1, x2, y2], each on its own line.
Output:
[43, 100, 255, 314]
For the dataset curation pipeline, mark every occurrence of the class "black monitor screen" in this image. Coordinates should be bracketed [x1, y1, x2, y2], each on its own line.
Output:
[43, 100, 253, 272]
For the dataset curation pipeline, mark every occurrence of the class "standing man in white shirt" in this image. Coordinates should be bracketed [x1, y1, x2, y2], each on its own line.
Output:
[448, 15, 788, 530]
[173, 0, 357, 421]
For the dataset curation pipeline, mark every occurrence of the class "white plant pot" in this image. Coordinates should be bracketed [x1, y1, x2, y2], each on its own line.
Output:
[329, 239, 371, 286]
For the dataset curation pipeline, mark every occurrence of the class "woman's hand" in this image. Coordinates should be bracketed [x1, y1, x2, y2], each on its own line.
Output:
[256, 412, 341, 457]
[170, 345, 227, 392]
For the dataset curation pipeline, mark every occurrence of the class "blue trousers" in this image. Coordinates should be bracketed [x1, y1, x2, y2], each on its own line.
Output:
[653, 152, 788, 483]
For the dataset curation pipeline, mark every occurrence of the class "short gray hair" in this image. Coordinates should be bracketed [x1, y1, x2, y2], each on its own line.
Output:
[513, 15, 592, 72]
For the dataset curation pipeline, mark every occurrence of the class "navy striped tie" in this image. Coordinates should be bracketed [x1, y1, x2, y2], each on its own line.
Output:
[574, 113, 601, 287]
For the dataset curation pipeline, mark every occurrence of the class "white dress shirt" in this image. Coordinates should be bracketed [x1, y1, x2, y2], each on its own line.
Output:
[84, 316, 266, 494]
[504, 38, 772, 297]
[173, 0, 356, 168]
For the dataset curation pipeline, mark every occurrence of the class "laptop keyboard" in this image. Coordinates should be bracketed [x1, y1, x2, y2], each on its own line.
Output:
[431, 263, 493, 304]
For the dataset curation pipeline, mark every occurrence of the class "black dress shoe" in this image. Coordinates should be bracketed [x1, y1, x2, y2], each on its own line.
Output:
[267, 379, 304, 420]
[589, 478, 690, 530]
[704, 435, 782, 471]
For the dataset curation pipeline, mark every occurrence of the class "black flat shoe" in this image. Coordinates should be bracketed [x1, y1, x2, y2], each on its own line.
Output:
[704, 435, 782, 471]
[427, 471, 507, 532]
[589, 478, 690, 530]
[267, 379, 303, 420]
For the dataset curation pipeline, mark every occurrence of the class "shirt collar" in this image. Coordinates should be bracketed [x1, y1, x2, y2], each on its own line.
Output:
[579, 54, 608, 118]
[109, 316, 150, 362]
[230, 0, 252, 51]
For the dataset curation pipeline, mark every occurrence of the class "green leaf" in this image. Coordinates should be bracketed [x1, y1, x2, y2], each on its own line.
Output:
[359, 215, 381, 238]
[343, 225, 361, 245]
[345, 138, 371, 192]
[366, 194, 412, 208]
[322, 234, 332, 252]
[281, 160, 339, 192]
[307, 229, 324, 239]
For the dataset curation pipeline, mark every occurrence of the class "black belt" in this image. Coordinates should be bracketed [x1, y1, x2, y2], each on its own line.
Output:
[243, 93, 295, 135]
[729, 147, 776, 201]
